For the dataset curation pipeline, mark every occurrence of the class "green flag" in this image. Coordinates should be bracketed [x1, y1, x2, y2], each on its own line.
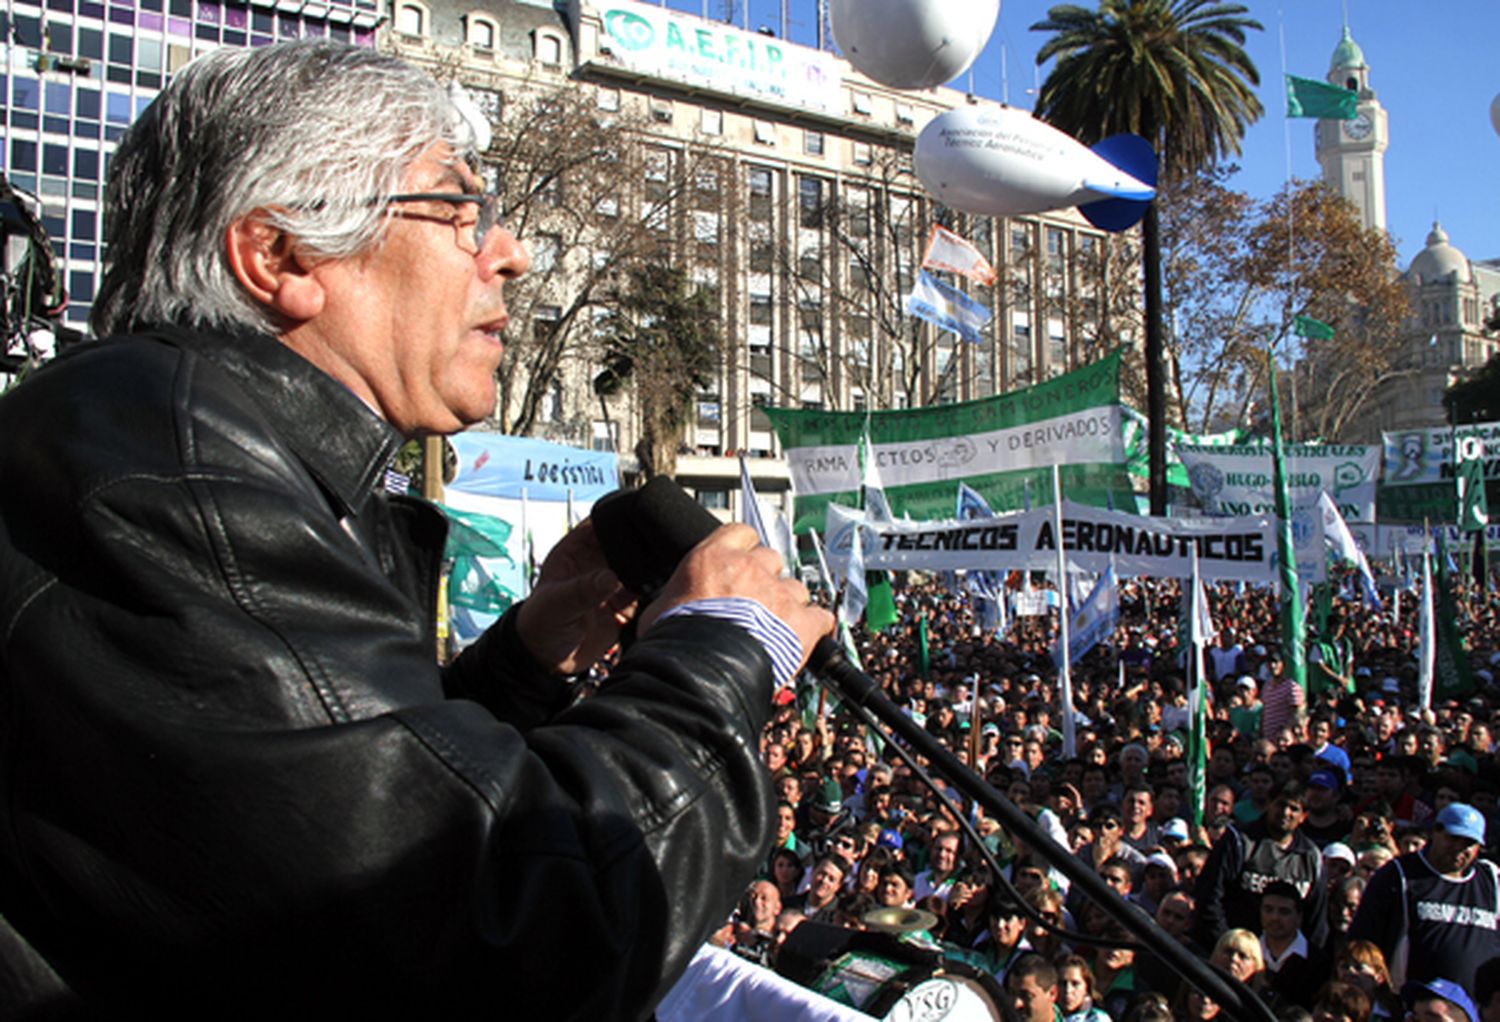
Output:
[441, 505, 519, 615]
[1433, 534, 1476, 699]
[918, 613, 931, 677]
[1293, 314, 1335, 341]
[1268, 353, 1308, 692]
[1285, 74, 1358, 120]
[865, 573, 899, 631]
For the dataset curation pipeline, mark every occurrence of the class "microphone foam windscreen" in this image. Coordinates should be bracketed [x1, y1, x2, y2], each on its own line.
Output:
[590, 476, 721, 601]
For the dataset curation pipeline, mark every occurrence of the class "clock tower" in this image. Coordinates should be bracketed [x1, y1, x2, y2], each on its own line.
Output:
[1314, 26, 1388, 233]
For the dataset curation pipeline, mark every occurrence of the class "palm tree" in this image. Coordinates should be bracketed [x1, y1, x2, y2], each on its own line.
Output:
[1031, 0, 1263, 515]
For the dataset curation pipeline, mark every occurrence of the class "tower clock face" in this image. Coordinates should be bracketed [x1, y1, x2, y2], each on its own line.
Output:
[1345, 111, 1373, 141]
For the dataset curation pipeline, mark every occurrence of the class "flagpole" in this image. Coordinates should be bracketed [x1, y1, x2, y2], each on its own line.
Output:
[1053, 464, 1076, 758]
[519, 486, 531, 598]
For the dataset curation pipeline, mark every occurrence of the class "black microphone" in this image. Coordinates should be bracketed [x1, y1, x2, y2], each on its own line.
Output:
[591, 476, 851, 677]
[590, 476, 723, 603]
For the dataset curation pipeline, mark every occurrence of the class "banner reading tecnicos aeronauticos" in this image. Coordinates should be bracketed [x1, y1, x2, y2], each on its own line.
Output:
[1176, 442, 1379, 524]
[765, 350, 1133, 533]
[853, 500, 1325, 585]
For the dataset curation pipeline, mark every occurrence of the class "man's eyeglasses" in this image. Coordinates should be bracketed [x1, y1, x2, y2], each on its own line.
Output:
[377, 192, 502, 254]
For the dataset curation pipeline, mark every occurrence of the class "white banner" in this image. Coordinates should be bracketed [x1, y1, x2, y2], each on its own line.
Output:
[787, 406, 1124, 497]
[1177, 443, 1379, 523]
[1383, 421, 1500, 485]
[858, 501, 1324, 584]
[595, 5, 842, 114]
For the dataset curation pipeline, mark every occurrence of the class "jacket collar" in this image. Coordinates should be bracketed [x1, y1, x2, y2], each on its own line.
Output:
[145, 322, 404, 516]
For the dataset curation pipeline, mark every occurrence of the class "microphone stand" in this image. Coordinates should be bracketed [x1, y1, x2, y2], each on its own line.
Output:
[810, 636, 1277, 1022]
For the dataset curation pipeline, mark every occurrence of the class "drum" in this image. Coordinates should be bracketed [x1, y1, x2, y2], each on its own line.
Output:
[777, 921, 1006, 1021]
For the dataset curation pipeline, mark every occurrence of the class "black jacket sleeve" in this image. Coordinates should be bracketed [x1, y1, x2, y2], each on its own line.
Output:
[1345, 858, 1405, 962]
[1192, 825, 1243, 948]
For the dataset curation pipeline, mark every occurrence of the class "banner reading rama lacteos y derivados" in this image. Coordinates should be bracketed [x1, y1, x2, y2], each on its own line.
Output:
[764, 350, 1134, 534]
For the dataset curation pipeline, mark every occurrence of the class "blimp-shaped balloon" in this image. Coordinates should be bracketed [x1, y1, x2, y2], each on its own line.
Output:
[831, 0, 999, 91]
[914, 105, 1158, 232]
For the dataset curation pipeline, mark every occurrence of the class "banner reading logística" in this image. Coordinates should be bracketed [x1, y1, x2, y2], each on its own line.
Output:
[857, 500, 1326, 585]
[765, 350, 1132, 533]
[1176, 442, 1379, 523]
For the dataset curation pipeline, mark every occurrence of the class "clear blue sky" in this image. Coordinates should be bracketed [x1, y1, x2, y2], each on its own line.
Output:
[668, 0, 1500, 269]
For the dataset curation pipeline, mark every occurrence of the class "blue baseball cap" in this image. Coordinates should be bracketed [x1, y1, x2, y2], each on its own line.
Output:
[877, 828, 903, 851]
[1436, 803, 1487, 845]
[1402, 979, 1478, 1022]
[1309, 770, 1341, 791]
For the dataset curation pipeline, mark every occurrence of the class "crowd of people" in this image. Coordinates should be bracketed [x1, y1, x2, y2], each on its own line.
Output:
[714, 570, 1500, 1022]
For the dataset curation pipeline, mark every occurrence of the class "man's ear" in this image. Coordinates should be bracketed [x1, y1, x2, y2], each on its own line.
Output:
[224, 213, 325, 322]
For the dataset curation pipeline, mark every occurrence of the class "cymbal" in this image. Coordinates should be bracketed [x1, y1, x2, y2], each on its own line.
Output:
[862, 906, 939, 934]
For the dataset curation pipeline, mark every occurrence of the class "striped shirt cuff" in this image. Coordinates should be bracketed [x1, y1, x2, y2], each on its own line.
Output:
[657, 597, 803, 689]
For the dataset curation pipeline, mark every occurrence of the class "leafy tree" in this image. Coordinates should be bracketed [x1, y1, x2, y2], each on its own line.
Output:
[1446, 352, 1500, 425]
[477, 80, 733, 440]
[594, 264, 722, 480]
[1162, 173, 1408, 439]
[1032, 0, 1263, 513]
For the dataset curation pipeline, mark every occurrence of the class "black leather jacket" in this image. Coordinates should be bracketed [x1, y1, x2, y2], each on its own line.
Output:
[0, 324, 774, 1018]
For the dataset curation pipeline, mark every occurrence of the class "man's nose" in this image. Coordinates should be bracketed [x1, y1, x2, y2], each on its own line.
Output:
[478, 226, 529, 281]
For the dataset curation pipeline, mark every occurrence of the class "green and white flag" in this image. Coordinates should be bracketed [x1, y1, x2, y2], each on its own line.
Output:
[1186, 548, 1212, 827]
[766, 350, 1131, 533]
[1456, 431, 1490, 533]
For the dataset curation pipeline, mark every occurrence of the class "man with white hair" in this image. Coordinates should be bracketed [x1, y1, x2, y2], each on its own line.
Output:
[0, 41, 830, 1017]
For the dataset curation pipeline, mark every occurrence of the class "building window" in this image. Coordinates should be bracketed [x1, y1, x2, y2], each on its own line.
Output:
[749, 293, 773, 326]
[696, 488, 729, 510]
[395, 2, 425, 36]
[753, 120, 776, 146]
[895, 103, 914, 125]
[596, 86, 620, 112]
[798, 177, 824, 229]
[851, 90, 872, 115]
[693, 211, 720, 245]
[543, 378, 565, 423]
[531, 234, 560, 273]
[700, 108, 723, 135]
[465, 14, 496, 49]
[591, 420, 618, 453]
[804, 130, 824, 156]
[535, 31, 563, 66]
[651, 99, 674, 123]
[532, 305, 562, 344]
[852, 141, 872, 165]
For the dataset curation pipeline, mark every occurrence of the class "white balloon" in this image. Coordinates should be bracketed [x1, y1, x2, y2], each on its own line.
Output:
[1491, 92, 1500, 138]
[913, 105, 1153, 218]
[830, 0, 1000, 91]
